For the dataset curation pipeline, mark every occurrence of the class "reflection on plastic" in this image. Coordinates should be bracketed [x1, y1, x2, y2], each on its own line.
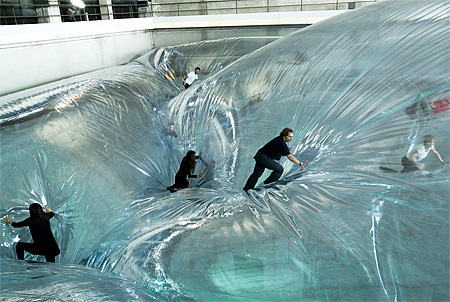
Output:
[0, 0, 449, 301]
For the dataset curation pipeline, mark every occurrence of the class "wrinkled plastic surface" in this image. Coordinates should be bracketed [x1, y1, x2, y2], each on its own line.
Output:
[1, 0, 449, 301]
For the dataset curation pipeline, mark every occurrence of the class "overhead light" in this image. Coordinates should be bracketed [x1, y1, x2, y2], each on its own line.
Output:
[70, 0, 85, 9]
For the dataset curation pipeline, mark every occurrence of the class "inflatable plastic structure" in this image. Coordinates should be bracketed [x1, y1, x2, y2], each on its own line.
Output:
[1, 0, 448, 301]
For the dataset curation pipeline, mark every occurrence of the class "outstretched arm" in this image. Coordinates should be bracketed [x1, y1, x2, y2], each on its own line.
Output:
[432, 149, 445, 164]
[286, 154, 309, 167]
[3, 215, 28, 228]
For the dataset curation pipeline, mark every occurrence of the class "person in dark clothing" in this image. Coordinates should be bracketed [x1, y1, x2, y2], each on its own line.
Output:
[3, 203, 60, 263]
[167, 150, 204, 193]
[164, 122, 179, 138]
[243, 127, 308, 191]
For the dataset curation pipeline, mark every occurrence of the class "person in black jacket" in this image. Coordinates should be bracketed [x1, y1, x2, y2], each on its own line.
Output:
[3, 203, 60, 262]
[243, 127, 308, 191]
[167, 150, 204, 193]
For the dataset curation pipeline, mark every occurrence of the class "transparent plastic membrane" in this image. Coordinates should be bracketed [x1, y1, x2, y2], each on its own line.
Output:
[1, 0, 449, 301]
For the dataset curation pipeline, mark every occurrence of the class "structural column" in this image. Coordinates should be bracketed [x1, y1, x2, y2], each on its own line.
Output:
[99, 0, 115, 20]
[48, 0, 63, 23]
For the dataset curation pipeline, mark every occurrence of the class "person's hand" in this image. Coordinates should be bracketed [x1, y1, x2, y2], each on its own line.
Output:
[300, 160, 310, 167]
[2, 215, 13, 224]
[43, 205, 52, 213]
[198, 171, 204, 177]
[198, 151, 202, 158]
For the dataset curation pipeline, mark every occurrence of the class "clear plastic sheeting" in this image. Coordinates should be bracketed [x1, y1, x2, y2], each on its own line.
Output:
[1, 0, 449, 301]
[0, 258, 162, 301]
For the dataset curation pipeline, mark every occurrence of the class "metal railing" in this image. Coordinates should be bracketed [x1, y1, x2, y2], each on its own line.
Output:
[150, 0, 377, 16]
[1, 0, 378, 25]
[0, 2, 141, 25]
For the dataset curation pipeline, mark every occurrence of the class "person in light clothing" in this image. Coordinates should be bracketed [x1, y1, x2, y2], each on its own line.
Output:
[183, 67, 200, 89]
[401, 134, 446, 172]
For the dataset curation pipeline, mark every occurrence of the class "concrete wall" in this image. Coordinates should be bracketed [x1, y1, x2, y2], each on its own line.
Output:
[150, 11, 342, 46]
[0, 18, 154, 96]
[0, 10, 344, 96]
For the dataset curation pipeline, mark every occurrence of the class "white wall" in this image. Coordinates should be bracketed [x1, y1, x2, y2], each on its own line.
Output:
[0, 19, 154, 96]
[0, 11, 343, 97]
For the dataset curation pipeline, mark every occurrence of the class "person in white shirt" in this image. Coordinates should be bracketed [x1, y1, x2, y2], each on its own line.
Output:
[401, 134, 446, 172]
[183, 67, 200, 89]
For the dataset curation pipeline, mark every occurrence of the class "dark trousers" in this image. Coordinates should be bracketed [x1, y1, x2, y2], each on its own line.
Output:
[401, 156, 419, 173]
[16, 242, 56, 263]
[243, 152, 283, 190]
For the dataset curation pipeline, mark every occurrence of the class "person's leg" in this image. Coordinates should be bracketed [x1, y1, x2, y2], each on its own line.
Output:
[263, 159, 284, 184]
[16, 242, 42, 260]
[16, 242, 26, 260]
[243, 154, 266, 190]
[401, 156, 419, 173]
[45, 254, 55, 263]
[174, 176, 189, 189]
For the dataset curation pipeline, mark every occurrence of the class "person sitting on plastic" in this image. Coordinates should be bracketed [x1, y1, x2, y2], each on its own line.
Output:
[400, 134, 446, 172]
[405, 97, 450, 117]
[167, 150, 204, 193]
[183, 67, 200, 89]
[430, 98, 450, 114]
[3, 203, 60, 263]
